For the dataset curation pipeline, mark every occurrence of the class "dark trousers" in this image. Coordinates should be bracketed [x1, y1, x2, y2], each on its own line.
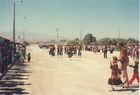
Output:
[104, 51, 107, 58]
[28, 57, 31, 62]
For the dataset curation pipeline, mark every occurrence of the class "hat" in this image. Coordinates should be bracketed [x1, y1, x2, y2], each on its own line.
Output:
[134, 59, 139, 63]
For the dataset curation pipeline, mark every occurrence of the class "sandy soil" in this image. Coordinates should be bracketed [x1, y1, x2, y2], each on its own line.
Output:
[0, 44, 139, 95]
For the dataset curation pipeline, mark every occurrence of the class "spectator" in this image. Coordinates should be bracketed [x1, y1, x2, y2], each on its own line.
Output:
[27, 53, 31, 62]
[129, 59, 139, 85]
[117, 42, 129, 88]
[108, 56, 122, 91]
[103, 45, 107, 58]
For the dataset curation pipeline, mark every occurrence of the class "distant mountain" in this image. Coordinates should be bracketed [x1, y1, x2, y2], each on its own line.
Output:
[0, 31, 73, 41]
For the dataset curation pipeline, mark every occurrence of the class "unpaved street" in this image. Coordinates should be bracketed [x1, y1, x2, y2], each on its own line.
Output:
[0, 45, 139, 95]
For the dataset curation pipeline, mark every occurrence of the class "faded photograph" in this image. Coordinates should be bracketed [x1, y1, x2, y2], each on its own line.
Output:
[0, 0, 139, 95]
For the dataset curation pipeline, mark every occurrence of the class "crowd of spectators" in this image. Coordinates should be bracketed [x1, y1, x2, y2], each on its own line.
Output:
[84, 44, 116, 54]
[0, 39, 26, 76]
[84, 44, 139, 59]
[127, 44, 139, 59]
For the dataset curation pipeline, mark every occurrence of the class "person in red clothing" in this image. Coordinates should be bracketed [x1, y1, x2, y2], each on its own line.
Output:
[129, 59, 139, 85]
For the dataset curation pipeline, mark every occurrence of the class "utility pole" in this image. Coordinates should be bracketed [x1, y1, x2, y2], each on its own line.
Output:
[13, 2, 15, 42]
[13, 1, 24, 42]
[56, 28, 60, 42]
[80, 30, 82, 45]
[23, 16, 26, 42]
[119, 29, 120, 39]
[23, 29, 25, 41]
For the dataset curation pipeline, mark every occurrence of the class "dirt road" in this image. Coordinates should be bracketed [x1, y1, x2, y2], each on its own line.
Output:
[0, 45, 139, 95]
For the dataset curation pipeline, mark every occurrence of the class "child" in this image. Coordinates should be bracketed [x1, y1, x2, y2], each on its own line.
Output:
[13, 52, 20, 62]
[108, 56, 122, 91]
[129, 59, 139, 85]
[27, 53, 31, 62]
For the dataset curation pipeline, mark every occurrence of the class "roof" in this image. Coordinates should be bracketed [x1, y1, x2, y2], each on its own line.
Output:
[0, 34, 12, 41]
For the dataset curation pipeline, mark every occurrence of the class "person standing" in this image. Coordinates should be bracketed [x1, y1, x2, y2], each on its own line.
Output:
[131, 45, 135, 59]
[129, 59, 139, 85]
[108, 56, 122, 91]
[27, 53, 31, 62]
[135, 47, 139, 59]
[103, 45, 107, 58]
[117, 42, 129, 88]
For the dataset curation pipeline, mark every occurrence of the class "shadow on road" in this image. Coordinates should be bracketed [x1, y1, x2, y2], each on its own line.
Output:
[114, 85, 139, 92]
[0, 62, 32, 95]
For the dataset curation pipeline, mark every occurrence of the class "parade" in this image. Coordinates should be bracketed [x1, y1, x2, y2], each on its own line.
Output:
[39, 44, 82, 58]
[0, 38, 139, 95]
[0, 0, 139, 95]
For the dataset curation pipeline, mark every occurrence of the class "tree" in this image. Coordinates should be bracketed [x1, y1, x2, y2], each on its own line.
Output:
[60, 39, 67, 42]
[116, 38, 126, 45]
[75, 38, 79, 41]
[67, 40, 79, 45]
[126, 38, 139, 44]
[126, 38, 135, 43]
[111, 38, 117, 45]
[97, 37, 111, 45]
[97, 37, 139, 46]
[67, 38, 80, 45]
[83, 33, 96, 45]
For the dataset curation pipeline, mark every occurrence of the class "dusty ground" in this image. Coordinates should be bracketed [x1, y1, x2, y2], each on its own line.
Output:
[0, 44, 139, 95]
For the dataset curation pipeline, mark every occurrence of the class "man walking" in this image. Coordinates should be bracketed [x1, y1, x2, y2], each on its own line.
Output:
[118, 42, 129, 88]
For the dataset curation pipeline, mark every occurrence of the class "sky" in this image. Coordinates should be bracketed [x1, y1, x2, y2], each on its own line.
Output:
[0, 0, 139, 40]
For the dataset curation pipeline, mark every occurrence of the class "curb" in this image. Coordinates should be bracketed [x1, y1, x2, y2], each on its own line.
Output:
[0, 62, 16, 80]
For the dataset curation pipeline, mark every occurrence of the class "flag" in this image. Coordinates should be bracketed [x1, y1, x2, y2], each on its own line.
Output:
[18, 35, 20, 40]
